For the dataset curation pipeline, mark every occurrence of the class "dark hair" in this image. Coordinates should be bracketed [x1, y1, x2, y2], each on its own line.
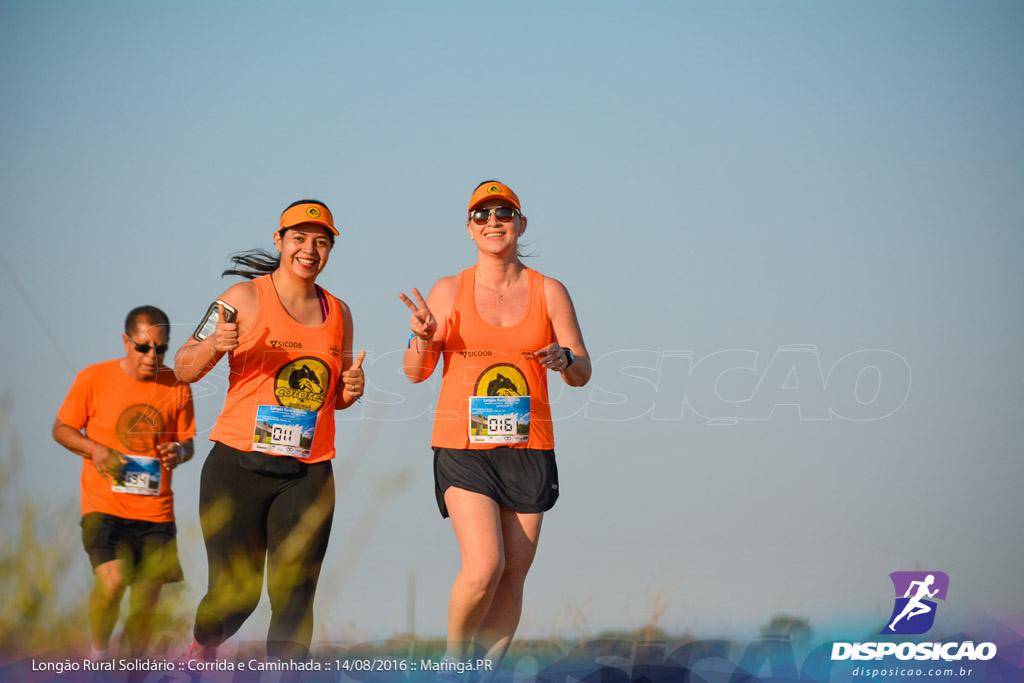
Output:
[125, 305, 170, 336]
[471, 180, 532, 259]
[474, 179, 502, 192]
[222, 199, 334, 280]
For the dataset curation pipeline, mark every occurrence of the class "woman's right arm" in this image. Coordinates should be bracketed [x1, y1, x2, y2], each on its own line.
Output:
[174, 281, 255, 383]
[400, 277, 456, 383]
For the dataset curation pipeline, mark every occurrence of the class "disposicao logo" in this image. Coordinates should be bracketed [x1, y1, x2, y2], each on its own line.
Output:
[881, 571, 949, 635]
[831, 571, 997, 663]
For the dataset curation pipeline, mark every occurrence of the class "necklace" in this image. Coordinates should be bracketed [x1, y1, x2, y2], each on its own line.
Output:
[480, 273, 521, 304]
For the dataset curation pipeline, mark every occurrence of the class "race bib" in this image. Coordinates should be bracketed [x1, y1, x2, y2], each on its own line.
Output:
[252, 405, 318, 459]
[112, 455, 161, 496]
[469, 396, 530, 444]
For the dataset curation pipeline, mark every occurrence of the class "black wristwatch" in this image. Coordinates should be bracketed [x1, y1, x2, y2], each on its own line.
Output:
[561, 347, 575, 369]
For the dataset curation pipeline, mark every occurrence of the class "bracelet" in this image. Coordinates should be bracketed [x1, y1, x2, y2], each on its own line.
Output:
[408, 332, 433, 349]
[88, 442, 97, 458]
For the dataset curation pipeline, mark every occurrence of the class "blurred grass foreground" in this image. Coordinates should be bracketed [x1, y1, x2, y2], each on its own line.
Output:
[0, 389, 88, 656]
[0, 391, 194, 661]
[0, 389, 844, 681]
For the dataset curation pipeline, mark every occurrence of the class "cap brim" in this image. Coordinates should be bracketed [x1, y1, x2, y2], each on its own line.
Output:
[468, 182, 521, 214]
[280, 218, 339, 236]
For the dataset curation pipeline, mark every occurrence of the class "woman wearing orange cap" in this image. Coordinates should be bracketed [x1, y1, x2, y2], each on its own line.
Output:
[400, 180, 592, 673]
[174, 199, 365, 662]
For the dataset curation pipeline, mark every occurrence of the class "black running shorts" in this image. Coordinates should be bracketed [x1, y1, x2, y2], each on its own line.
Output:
[80, 512, 183, 584]
[433, 446, 559, 518]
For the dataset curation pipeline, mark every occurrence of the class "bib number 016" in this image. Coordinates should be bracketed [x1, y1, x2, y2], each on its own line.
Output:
[488, 414, 515, 434]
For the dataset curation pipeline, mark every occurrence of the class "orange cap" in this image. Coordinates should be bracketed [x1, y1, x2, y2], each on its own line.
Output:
[468, 182, 521, 216]
[280, 202, 338, 236]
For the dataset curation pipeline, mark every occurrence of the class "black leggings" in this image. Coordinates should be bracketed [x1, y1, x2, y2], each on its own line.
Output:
[193, 442, 335, 660]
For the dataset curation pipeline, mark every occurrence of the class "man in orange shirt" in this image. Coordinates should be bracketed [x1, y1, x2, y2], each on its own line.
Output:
[53, 306, 195, 660]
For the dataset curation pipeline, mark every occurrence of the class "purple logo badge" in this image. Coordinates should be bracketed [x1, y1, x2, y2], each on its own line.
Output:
[881, 571, 949, 635]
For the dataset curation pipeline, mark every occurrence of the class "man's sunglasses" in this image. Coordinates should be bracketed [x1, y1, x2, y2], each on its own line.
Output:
[127, 335, 169, 354]
[469, 207, 521, 225]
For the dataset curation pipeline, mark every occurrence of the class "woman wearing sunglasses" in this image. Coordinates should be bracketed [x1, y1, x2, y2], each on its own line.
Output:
[400, 180, 591, 674]
[174, 199, 365, 662]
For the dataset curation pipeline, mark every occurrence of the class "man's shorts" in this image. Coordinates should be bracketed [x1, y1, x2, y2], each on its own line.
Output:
[80, 512, 184, 584]
[433, 446, 559, 519]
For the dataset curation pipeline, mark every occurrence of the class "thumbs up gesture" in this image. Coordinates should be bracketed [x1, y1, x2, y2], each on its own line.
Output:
[213, 303, 239, 353]
[341, 350, 366, 401]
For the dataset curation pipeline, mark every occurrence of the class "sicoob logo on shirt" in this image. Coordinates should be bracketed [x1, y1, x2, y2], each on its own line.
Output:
[475, 363, 529, 397]
[116, 404, 164, 452]
[881, 571, 949, 635]
[274, 357, 331, 411]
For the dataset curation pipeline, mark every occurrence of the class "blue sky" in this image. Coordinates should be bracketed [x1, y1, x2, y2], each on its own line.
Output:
[2, 1, 1022, 646]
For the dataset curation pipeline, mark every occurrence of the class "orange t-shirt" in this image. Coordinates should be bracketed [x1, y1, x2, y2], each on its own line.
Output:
[432, 266, 555, 450]
[209, 274, 345, 464]
[57, 359, 196, 523]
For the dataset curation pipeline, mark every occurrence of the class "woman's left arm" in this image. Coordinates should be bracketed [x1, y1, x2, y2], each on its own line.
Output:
[541, 277, 592, 387]
[336, 301, 366, 409]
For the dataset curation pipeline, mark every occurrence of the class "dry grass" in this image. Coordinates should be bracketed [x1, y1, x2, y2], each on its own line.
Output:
[0, 390, 90, 655]
[0, 398, 412, 660]
[1, 391, 820, 666]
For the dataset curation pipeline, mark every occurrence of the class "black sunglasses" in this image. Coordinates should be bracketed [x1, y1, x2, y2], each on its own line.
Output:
[127, 334, 169, 354]
[469, 207, 521, 224]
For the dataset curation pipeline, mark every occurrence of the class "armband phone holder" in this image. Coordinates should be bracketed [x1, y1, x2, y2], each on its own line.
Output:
[193, 300, 237, 341]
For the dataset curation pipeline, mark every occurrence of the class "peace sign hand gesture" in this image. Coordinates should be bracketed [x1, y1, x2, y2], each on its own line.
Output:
[399, 288, 437, 341]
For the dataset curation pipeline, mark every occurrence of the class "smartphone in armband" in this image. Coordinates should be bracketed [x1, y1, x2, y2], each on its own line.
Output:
[193, 300, 237, 341]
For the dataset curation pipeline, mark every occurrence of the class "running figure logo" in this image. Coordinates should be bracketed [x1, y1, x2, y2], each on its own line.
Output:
[881, 571, 949, 635]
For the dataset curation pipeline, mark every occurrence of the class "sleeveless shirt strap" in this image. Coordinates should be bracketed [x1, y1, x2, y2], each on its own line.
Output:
[531, 268, 551, 322]
[315, 285, 328, 321]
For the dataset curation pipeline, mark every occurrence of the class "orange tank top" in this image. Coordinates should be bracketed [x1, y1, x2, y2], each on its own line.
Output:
[432, 266, 555, 450]
[210, 274, 345, 463]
